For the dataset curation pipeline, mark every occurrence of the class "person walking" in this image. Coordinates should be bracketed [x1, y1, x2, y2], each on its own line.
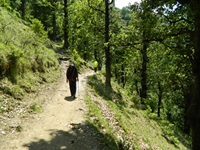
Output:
[93, 60, 98, 72]
[66, 63, 79, 98]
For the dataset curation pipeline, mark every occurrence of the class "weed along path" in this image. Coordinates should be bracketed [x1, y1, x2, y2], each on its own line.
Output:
[0, 60, 110, 150]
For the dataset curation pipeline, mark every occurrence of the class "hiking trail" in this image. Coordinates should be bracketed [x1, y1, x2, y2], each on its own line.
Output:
[0, 60, 110, 150]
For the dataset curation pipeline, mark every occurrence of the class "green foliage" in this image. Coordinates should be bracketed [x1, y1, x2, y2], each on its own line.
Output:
[86, 73, 191, 150]
[30, 18, 48, 40]
[0, 1, 12, 10]
[148, 113, 158, 120]
[160, 120, 179, 146]
[0, 0, 195, 147]
[145, 98, 157, 113]
[16, 125, 23, 132]
[87, 74, 112, 100]
[130, 91, 141, 109]
[0, 93, 16, 113]
[0, 0, 195, 146]
[121, 7, 131, 21]
[71, 49, 85, 70]
[0, 7, 60, 108]
[0, 44, 9, 76]
[86, 96, 120, 150]
[30, 102, 42, 113]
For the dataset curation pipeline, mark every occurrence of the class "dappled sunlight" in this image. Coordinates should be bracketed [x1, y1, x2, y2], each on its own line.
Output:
[87, 74, 122, 101]
[22, 122, 112, 150]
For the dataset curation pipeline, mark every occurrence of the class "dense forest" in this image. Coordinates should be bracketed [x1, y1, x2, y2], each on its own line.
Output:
[0, 0, 200, 149]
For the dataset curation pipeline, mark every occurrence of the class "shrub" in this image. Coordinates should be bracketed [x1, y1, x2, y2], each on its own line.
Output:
[145, 98, 157, 113]
[71, 49, 85, 70]
[30, 18, 47, 41]
[30, 102, 42, 113]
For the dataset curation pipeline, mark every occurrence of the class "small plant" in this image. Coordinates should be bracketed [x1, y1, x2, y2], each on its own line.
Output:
[16, 125, 23, 132]
[148, 113, 158, 120]
[160, 120, 180, 146]
[30, 102, 42, 113]
[145, 98, 157, 113]
[30, 18, 47, 40]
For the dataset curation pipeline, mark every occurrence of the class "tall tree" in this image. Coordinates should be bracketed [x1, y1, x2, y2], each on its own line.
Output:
[104, 0, 112, 87]
[151, 0, 200, 149]
[129, 1, 158, 103]
[51, 0, 57, 41]
[87, 0, 114, 87]
[188, 0, 200, 149]
[20, 0, 26, 19]
[63, 0, 69, 49]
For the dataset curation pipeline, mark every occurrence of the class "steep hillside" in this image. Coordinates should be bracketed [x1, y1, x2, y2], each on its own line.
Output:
[0, 7, 60, 117]
[86, 73, 192, 150]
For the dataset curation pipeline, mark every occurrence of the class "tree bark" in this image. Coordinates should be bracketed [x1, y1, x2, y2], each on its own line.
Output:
[20, 0, 26, 20]
[140, 42, 148, 103]
[134, 69, 140, 95]
[63, 0, 69, 49]
[121, 65, 125, 88]
[157, 81, 162, 117]
[184, 91, 191, 134]
[105, 0, 111, 88]
[186, 0, 200, 149]
[52, 0, 57, 41]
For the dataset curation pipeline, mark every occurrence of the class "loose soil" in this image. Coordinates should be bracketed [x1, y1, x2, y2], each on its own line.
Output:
[0, 60, 110, 150]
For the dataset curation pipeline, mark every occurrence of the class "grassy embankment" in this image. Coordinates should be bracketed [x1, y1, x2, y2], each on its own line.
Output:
[0, 7, 61, 115]
[86, 72, 192, 150]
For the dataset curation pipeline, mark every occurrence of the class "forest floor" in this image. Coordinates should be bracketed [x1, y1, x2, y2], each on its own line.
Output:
[0, 60, 110, 150]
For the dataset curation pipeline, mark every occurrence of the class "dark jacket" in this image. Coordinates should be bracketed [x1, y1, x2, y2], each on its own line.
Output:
[66, 65, 78, 81]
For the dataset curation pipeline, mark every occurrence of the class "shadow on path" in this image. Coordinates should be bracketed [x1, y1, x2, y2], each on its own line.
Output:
[64, 96, 77, 101]
[22, 122, 116, 150]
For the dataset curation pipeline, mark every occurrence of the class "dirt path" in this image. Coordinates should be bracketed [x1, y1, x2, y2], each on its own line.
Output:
[0, 61, 110, 150]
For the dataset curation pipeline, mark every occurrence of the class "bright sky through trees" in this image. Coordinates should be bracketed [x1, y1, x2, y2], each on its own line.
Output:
[115, 0, 141, 9]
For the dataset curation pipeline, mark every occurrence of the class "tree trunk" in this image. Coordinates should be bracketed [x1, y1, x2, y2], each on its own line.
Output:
[52, 0, 57, 41]
[187, 0, 200, 149]
[140, 42, 148, 103]
[121, 65, 125, 87]
[20, 0, 25, 20]
[63, 0, 69, 49]
[157, 81, 162, 117]
[105, 0, 111, 88]
[134, 69, 140, 95]
[184, 98, 191, 134]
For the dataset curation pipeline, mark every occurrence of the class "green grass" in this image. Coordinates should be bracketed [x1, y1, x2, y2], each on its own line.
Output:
[30, 102, 43, 113]
[85, 95, 120, 149]
[16, 125, 23, 132]
[0, 7, 61, 112]
[85, 73, 192, 150]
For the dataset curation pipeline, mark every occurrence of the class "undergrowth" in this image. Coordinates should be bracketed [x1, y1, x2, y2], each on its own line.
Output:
[0, 7, 61, 112]
[86, 72, 192, 150]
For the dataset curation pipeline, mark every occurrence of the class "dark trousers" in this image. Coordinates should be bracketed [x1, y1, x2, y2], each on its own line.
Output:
[69, 81, 76, 96]
[94, 67, 97, 72]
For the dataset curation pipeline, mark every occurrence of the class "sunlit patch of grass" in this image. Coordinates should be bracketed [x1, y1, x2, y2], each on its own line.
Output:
[86, 73, 192, 150]
[85, 95, 119, 149]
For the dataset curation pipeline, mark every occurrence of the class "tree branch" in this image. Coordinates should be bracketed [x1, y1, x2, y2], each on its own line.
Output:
[87, 0, 105, 14]
[91, 19, 104, 34]
[164, 15, 193, 24]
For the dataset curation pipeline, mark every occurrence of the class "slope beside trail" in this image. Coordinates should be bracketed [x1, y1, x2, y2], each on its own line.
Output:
[0, 60, 110, 150]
